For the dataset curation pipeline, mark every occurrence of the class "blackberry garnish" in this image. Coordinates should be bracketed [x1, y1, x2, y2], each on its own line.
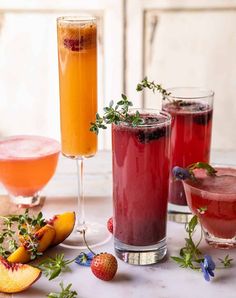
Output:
[137, 127, 167, 144]
[193, 110, 213, 125]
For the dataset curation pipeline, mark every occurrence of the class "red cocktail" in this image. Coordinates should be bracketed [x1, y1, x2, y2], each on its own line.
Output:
[183, 167, 236, 248]
[112, 109, 171, 265]
[163, 88, 214, 214]
[0, 135, 60, 206]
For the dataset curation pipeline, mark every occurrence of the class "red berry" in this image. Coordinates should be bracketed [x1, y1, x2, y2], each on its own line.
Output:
[107, 217, 113, 234]
[91, 253, 118, 281]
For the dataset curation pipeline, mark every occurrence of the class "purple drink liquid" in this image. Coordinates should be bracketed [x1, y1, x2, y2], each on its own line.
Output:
[112, 113, 171, 246]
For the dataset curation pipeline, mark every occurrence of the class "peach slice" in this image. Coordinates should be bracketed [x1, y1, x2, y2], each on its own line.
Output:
[48, 212, 75, 246]
[0, 256, 41, 293]
[8, 224, 55, 263]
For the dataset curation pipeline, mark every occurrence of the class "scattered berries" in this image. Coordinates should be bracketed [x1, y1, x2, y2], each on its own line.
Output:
[107, 217, 113, 234]
[91, 253, 118, 281]
[172, 166, 191, 180]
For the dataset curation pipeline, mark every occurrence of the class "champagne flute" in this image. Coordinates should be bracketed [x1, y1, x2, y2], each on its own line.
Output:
[57, 16, 110, 248]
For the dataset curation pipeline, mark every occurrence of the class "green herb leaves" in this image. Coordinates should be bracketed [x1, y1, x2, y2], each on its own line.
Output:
[136, 77, 170, 97]
[171, 215, 203, 269]
[171, 214, 234, 276]
[218, 255, 234, 268]
[187, 162, 217, 177]
[38, 254, 74, 280]
[0, 209, 46, 259]
[47, 282, 77, 298]
[90, 94, 143, 134]
[90, 78, 169, 134]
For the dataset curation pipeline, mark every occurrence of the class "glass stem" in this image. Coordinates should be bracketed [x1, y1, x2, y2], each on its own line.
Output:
[76, 158, 86, 232]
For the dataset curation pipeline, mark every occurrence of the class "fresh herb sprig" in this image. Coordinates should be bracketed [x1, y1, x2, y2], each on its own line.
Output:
[171, 214, 233, 281]
[219, 255, 234, 268]
[171, 215, 203, 269]
[90, 94, 143, 135]
[39, 254, 74, 280]
[0, 209, 46, 260]
[47, 282, 77, 298]
[136, 77, 170, 97]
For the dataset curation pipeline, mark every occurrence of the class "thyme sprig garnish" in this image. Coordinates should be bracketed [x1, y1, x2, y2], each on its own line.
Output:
[47, 282, 78, 298]
[90, 79, 169, 135]
[38, 254, 75, 280]
[90, 94, 143, 134]
[0, 209, 46, 260]
[171, 214, 233, 280]
[136, 77, 170, 98]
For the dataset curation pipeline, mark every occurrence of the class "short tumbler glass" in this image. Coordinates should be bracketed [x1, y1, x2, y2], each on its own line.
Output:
[112, 109, 171, 265]
[183, 166, 236, 249]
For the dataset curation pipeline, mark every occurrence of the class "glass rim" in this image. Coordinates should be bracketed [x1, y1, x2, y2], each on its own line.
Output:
[0, 135, 61, 161]
[165, 87, 214, 101]
[114, 108, 172, 128]
[183, 165, 236, 196]
[57, 16, 96, 24]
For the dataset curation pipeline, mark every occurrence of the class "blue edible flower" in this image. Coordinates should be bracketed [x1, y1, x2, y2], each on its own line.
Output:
[200, 255, 216, 281]
[75, 252, 94, 267]
[172, 166, 191, 180]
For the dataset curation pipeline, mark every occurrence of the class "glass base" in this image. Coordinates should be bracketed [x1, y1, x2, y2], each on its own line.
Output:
[60, 221, 111, 249]
[204, 230, 236, 249]
[114, 237, 167, 265]
[168, 202, 192, 223]
[10, 193, 41, 207]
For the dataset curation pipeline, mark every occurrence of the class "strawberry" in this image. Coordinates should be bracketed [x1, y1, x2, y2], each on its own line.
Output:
[91, 253, 117, 281]
[107, 217, 113, 234]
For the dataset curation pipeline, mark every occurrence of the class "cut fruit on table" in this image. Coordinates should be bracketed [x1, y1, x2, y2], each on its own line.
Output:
[0, 256, 41, 293]
[8, 224, 56, 263]
[48, 211, 76, 246]
[7, 211, 75, 264]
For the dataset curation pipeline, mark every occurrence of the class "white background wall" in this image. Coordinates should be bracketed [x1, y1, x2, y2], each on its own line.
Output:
[0, 0, 236, 151]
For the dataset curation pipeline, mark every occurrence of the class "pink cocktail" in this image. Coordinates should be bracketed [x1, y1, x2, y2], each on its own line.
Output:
[162, 88, 214, 216]
[0, 135, 60, 206]
[183, 167, 236, 248]
[112, 109, 171, 265]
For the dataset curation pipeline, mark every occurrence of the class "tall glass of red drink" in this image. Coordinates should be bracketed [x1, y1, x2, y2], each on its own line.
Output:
[162, 88, 214, 222]
[112, 109, 171, 265]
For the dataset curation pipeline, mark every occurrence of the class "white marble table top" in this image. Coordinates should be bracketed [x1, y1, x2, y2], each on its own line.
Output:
[0, 150, 236, 298]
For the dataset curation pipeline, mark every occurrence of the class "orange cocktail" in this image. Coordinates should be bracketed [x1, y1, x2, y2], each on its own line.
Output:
[57, 17, 97, 158]
[0, 135, 60, 205]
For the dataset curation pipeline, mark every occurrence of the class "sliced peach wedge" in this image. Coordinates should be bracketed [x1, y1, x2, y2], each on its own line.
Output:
[0, 256, 41, 293]
[8, 224, 55, 264]
[48, 211, 75, 246]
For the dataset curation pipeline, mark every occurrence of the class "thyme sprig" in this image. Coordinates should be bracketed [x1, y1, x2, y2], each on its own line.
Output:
[171, 215, 233, 272]
[47, 282, 78, 298]
[90, 94, 143, 135]
[136, 76, 170, 98]
[0, 209, 46, 260]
